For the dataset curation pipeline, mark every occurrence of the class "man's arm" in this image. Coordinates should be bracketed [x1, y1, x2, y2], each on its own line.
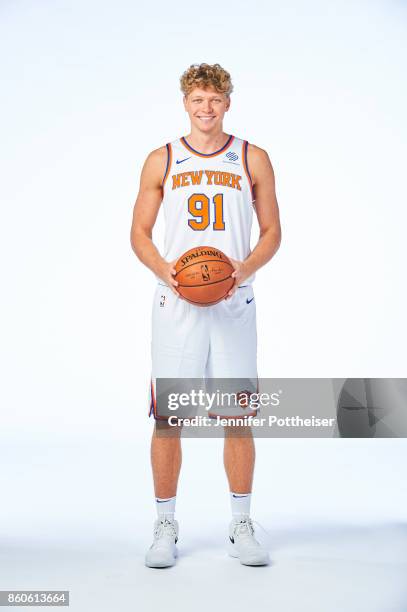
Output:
[228, 144, 281, 295]
[130, 147, 180, 295]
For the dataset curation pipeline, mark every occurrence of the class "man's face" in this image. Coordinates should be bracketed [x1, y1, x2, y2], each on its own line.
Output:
[183, 87, 230, 133]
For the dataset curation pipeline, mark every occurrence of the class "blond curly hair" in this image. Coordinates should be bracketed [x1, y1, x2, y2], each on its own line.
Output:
[180, 63, 233, 97]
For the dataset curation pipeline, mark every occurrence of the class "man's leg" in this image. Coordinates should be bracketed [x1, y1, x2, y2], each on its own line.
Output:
[145, 422, 182, 568]
[223, 425, 255, 494]
[151, 422, 182, 498]
[147, 283, 208, 568]
[223, 426, 269, 566]
[207, 287, 268, 564]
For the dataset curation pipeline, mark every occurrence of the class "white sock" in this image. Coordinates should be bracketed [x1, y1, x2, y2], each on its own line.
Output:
[230, 492, 251, 518]
[156, 495, 176, 519]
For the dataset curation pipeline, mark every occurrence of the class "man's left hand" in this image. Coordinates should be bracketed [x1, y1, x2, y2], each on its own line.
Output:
[225, 258, 250, 299]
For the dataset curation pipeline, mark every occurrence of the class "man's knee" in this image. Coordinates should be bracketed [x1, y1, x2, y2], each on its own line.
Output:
[153, 419, 183, 438]
[224, 424, 254, 439]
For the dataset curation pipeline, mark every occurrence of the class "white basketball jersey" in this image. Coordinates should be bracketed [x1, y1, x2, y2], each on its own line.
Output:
[160, 134, 256, 285]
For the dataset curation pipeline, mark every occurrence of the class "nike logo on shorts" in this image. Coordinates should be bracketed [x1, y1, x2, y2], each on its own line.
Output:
[246, 297, 254, 304]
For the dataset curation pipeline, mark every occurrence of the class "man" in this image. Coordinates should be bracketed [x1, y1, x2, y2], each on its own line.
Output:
[130, 63, 281, 567]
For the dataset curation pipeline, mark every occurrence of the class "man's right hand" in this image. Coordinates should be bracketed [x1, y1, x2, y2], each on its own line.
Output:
[158, 259, 181, 297]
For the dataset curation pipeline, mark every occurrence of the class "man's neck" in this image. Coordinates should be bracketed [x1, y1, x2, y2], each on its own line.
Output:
[184, 129, 229, 154]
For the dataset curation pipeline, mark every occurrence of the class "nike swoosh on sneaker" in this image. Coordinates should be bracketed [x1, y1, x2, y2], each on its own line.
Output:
[176, 157, 192, 164]
[246, 298, 254, 304]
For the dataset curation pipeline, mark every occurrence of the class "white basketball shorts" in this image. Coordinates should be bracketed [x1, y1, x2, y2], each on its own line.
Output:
[148, 283, 258, 420]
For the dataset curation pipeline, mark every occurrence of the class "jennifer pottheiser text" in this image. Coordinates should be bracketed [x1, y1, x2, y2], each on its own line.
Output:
[166, 415, 336, 427]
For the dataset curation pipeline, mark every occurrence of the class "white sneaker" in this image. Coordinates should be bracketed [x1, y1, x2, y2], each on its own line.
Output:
[145, 516, 179, 568]
[228, 516, 270, 566]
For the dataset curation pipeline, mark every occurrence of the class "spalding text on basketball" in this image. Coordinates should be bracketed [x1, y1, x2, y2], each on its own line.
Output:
[180, 248, 224, 267]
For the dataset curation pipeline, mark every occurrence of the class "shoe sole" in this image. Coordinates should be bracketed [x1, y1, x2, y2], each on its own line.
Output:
[145, 559, 176, 568]
[145, 547, 178, 568]
[228, 542, 270, 566]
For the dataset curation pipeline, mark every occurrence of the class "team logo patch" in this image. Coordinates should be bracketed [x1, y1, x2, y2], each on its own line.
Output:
[160, 295, 166, 307]
[226, 151, 239, 161]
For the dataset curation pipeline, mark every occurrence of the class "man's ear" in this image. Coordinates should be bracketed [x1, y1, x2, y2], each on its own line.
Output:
[183, 95, 188, 110]
[225, 96, 231, 112]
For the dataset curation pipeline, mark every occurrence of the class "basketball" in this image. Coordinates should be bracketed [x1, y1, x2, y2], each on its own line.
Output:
[174, 246, 235, 306]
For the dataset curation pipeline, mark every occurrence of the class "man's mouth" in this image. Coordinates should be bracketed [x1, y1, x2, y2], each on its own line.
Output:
[197, 116, 216, 123]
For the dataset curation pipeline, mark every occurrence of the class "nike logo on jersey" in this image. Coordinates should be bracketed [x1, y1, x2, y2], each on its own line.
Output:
[176, 156, 192, 164]
[246, 297, 254, 304]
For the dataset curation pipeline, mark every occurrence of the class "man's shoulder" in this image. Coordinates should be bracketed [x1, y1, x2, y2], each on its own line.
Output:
[142, 145, 169, 175]
[139, 145, 170, 187]
[245, 143, 274, 184]
[146, 145, 168, 164]
[246, 142, 270, 161]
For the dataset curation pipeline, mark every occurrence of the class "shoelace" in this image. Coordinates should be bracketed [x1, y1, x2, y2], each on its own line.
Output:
[154, 518, 177, 540]
[233, 517, 255, 538]
[233, 517, 271, 543]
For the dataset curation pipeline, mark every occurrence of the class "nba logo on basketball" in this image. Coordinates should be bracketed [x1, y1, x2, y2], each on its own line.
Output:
[201, 264, 210, 282]
[160, 295, 166, 307]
